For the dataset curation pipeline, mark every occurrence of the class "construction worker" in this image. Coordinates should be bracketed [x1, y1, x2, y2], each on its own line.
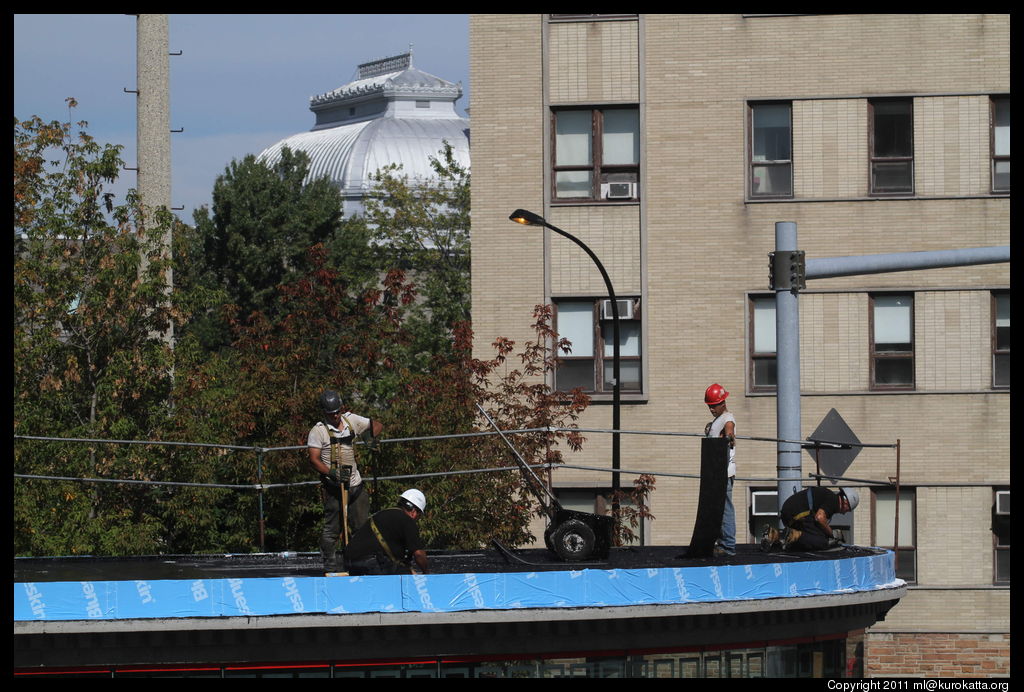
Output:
[307, 389, 383, 573]
[762, 486, 860, 552]
[344, 489, 429, 575]
[704, 384, 737, 556]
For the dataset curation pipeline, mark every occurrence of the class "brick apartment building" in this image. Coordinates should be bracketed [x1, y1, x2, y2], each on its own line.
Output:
[468, 14, 1009, 677]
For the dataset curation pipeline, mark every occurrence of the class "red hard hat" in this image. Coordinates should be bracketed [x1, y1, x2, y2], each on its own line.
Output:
[704, 384, 729, 405]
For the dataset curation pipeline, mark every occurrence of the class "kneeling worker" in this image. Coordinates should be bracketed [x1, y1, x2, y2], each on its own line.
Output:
[345, 489, 429, 575]
[762, 486, 859, 552]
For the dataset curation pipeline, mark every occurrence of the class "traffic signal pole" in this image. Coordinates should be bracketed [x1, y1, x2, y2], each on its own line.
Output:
[771, 222, 1008, 510]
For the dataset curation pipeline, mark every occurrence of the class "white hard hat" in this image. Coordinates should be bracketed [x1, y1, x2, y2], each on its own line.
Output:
[400, 489, 427, 513]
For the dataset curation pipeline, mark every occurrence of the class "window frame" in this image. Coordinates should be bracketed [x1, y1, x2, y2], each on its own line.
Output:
[869, 98, 915, 196]
[869, 293, 915, 391]
[553, 297, 642, 395]
[551, 106, 641, 203]
[992, 291, 1010, 389]
[993, 488, 1010, 585]
[749, 488, 779, 545]
[748, 101, 794, 199]
[872, 487, 917, 583]
[990, 96, 1010, 193]
[748, 294, 778, 392]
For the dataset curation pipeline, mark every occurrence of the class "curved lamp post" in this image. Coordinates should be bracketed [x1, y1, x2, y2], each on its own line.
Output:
[509, 209, 622, 523]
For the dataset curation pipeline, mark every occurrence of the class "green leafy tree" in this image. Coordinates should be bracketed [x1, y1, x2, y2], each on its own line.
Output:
[163, 244, 418, 552]
[14, 102, 178, 555]
[182, 146, 369, 350]
[378, 305, 592, 549]
[362, 141, 470, 371]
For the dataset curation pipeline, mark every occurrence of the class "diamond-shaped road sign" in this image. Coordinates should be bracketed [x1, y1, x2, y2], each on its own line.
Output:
[805, 408, 861, 482]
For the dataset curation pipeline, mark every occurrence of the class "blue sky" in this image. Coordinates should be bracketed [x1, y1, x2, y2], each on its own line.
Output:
[14, 14, 470, 223]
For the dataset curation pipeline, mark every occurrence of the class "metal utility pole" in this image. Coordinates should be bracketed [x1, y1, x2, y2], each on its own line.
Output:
[770, 222, 1009, 509]
[772, 222, 804, 507]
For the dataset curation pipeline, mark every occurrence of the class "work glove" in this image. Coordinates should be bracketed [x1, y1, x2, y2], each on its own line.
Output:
[324, 469, 341, 487]
[325, 466, 350, 487]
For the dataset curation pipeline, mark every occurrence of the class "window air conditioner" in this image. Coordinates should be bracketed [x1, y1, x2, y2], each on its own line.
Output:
[751, 491, 779, 516]
[601, 182, 636, 199]
[600, 299, 634, 321]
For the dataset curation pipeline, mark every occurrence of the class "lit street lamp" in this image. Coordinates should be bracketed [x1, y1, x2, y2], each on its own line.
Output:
[509, 209, 622, 523]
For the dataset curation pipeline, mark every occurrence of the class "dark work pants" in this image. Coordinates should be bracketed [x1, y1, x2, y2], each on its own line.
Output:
[785, 516, 833, 551]
[319, 483, 369, 570]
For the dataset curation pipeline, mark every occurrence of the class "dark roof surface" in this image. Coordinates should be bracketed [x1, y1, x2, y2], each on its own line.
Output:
[14, 544, 879, 583]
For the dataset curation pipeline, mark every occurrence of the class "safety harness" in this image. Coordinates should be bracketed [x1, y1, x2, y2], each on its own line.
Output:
[791, 488, 817, 521]
[369, 515, 403, 571]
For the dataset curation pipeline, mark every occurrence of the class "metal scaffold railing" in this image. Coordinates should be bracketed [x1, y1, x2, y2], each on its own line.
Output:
[14, 426, 904, 553]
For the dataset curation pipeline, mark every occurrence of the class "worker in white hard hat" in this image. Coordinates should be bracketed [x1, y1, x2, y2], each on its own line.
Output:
[344, 489, 429, 575]
[761, 486, 860, 552]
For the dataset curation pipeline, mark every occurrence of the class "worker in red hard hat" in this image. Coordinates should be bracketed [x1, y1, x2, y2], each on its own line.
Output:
[704, 384, 737, 556]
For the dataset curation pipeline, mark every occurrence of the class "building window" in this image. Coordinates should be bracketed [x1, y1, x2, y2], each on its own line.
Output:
[993, 291, 1010, 389]
[749, 102, 793, 197]
[873, 488, 916, 583]
[552, 107, 640, 202]
[993, 488, 1010, 584]
[749, 295, 777, 390]
[554, 298, 642, 394]
[870, 294, 914, 390]
[870, 99, 914, 195]
[991, 97, 1010, 192]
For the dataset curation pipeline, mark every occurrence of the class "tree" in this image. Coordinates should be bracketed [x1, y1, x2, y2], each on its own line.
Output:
[362, 141, 470, 372]
[376, 306, 591, 549]
[182, 146, 368, 350]
[14, 102, 178, 555]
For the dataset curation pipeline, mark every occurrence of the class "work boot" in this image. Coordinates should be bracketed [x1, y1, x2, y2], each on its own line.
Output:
[781, 527, 802, 551]
[760, 526, 781, 552]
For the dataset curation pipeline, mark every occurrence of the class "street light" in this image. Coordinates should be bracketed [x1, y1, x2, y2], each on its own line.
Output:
[509, 209, 622, 524]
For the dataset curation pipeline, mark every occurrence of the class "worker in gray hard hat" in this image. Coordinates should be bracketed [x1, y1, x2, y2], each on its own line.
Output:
[762, 487, 860, 552]
[307, 389, 383, 573]
[344, 489, 429, 575]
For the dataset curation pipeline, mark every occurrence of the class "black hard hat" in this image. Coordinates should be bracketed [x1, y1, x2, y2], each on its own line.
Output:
[319, 390, 342, 414]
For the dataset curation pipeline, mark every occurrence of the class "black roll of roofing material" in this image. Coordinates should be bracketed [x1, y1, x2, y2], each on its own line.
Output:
[685, 437, 729, 558]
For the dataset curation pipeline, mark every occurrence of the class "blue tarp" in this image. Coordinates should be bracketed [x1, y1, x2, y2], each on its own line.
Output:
[14, 551, 899, 622]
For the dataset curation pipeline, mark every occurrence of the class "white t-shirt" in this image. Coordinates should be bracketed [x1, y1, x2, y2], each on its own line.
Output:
[307, 412, 372, 487]
[705, 411, 737, 477]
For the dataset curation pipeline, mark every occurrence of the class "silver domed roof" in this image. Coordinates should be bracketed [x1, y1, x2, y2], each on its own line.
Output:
[258, 52, 469, 217]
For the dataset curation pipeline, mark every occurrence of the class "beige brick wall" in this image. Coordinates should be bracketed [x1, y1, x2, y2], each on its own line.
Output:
[549, 20, 639, 104]
[799, 292, 869, 392]
[548, 205, 642, 296]
[794, 99, 867, 199]
[915, 96, 991, 197]
[469, 14, 548, 360]
[470, 12, 1010, 620]
[786, 289, 997, 394]
[916, 291, 992, 391]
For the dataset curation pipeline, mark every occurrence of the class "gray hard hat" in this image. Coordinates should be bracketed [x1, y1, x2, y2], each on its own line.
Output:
[319, 390, 342, 414]
[840, 488, 860, 511]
